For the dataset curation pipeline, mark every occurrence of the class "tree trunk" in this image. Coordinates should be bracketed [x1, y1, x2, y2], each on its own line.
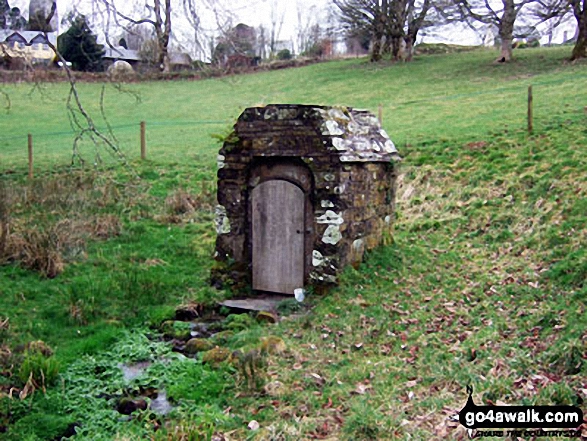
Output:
[371, 5, 386, 62]
[499, 36, 513, 61]
[391, 36, 402, 60]
[153, 0, 171, 72]
[382, 36, 391, 55]
[162, 52, 171, 72]
[497, 0, 516, 62]
[371, 36, 382, 62]
[572, 25, 587, 60]
[404, 35, 414, 61]
[571, 0, 587, 60]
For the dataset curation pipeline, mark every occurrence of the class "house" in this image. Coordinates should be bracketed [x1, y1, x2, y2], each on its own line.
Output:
[0, 30, 57, 68]
[102, 46, 141, 70]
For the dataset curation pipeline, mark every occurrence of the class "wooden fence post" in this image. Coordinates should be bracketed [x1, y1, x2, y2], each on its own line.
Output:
[140, 121, 146, 160]
[378, 104, 383, 125]
[27, 134, 33, 179]
[527, 85, 533, 134]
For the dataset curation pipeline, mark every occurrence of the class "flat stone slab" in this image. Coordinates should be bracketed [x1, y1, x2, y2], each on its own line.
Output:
[219, 295, 292, 313]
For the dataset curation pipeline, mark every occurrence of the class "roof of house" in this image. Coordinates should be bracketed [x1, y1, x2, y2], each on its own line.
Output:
[0, 30, 57, 45]
[103, 46, 141, 62]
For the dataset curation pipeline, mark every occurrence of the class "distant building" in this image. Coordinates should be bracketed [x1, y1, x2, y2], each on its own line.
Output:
[102, 46, 141, 70]
[0, 29, 56, 67]
[169, 52, 193, 71]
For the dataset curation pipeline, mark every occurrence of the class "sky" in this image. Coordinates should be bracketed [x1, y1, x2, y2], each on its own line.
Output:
[11, 0, 577, 59]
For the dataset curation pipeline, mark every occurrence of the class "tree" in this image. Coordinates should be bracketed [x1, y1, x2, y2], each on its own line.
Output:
[444, 0, 523, 61]
[404, 0, 433, 60]
[7, 6, 26, 30]
[118, 23, 155, 51]
[58, 15, 105, 71]
[505, 0, 583, 59]
[257, 25, 268, 59]
[212, 23, 257, 65]
[334, 0, 433, 62]
[297, 2, 321, 55]
[0, 0, 9, 29]
[98, 0, 172, 72]
[570, 0, 586, 59]
[269, 0, 285, 56]
[446, 0, 567, 62]
[28, 0, 58, 32]
[335, 0, 386, 61]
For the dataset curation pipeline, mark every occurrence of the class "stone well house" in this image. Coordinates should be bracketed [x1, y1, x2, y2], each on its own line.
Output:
[212, 104, 400, 296]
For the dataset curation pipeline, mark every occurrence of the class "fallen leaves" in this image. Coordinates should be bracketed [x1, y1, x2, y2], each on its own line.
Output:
[351, 381, 372, 395]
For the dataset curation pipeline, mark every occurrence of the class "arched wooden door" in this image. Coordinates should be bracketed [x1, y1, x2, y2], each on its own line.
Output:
[251, 180, 305, 294]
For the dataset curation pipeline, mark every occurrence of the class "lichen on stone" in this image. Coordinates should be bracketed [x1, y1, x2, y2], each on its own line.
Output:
[316, 210, 344, 225]
[215, 205, 231, 234]
[322, 225, 342, 245]
[322, 119, 344, 136]
[383, 139, 398, 154]
[277, 108, 298, 119]
[332, 137, 347, 151]
[312, 250, 325, 266]
[327, 107, 351, 121]
[217, 154, 226, 169]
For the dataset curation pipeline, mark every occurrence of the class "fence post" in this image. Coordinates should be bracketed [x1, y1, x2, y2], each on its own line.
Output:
[27, 134, 33, 179]
[378, 104, 383, 125]
[527, 85, 533, 134]
[140, 121, 146, 160]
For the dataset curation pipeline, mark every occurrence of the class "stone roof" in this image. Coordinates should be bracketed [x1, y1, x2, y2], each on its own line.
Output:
[238, 104, 400, 163]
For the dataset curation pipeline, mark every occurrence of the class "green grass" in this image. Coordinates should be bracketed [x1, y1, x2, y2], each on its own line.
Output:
[1, 46, 585, 169]
[1, 46, 586, 440]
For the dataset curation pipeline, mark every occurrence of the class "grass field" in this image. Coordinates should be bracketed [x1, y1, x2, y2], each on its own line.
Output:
[1, 46, 586, 169]
[0, 46, 586, 440]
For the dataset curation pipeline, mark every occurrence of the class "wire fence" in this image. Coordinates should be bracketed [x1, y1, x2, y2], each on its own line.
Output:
[0, 119, 230, 174]
[1, 71, 586, 175]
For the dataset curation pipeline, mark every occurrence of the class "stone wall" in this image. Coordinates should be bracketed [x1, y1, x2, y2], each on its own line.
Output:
[212, 104, 400, 293]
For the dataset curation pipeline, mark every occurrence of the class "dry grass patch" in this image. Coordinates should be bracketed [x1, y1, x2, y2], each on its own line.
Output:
[0, 171, 142, 277]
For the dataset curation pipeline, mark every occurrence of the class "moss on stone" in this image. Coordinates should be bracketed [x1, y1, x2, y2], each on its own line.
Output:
[159, 320, 191, 341]
[184, 338, 214, 355]
[261, 336, 286, 355]
[202, 346, 231, 366]
[256, 311, 278, 324]
[210, 330, 235, 345]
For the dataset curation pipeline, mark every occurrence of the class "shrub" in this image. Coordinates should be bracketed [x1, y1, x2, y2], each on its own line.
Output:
[277, 49, 292, 60]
